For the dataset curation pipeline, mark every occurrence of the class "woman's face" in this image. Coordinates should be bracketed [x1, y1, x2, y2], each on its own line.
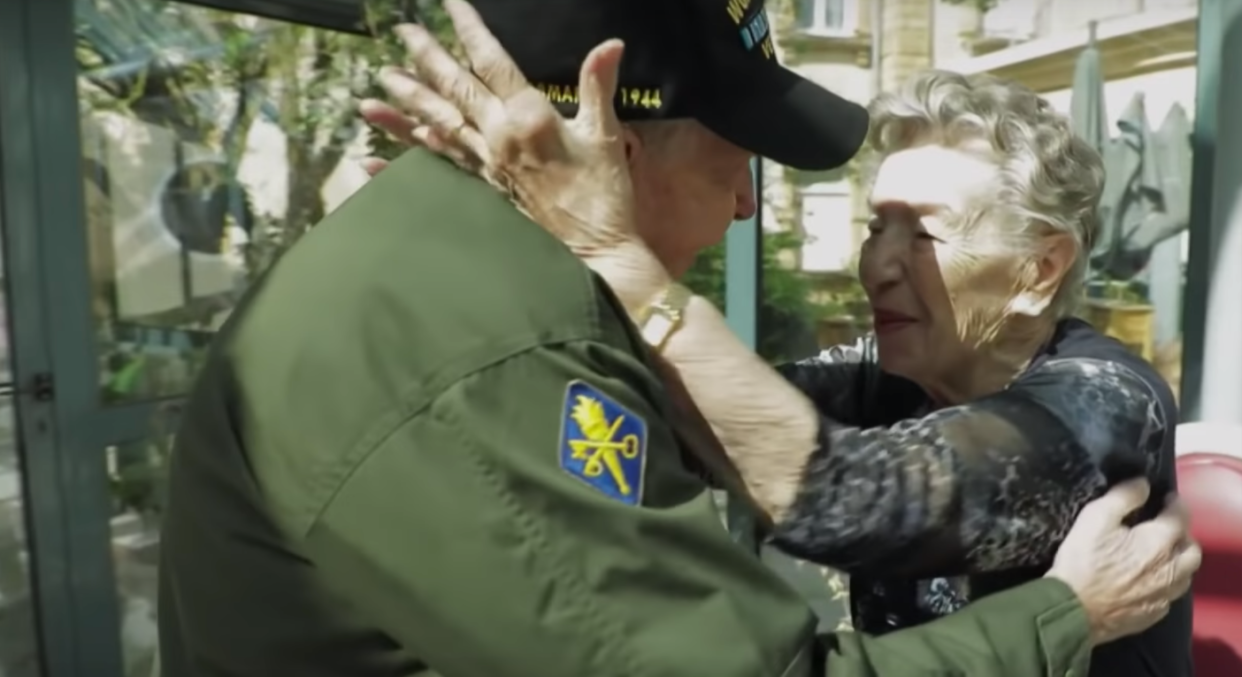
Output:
[859, 144, 1025, 391]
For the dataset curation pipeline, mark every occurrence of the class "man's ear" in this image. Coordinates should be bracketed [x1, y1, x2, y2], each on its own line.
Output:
[1013, 231, 1077, 316]
[620, 124, 643, 162]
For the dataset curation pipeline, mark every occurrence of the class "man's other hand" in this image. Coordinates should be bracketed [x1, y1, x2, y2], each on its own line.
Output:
[1047, 479, 1201, 645]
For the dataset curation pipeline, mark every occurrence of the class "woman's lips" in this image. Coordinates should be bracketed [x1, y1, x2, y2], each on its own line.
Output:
[872, 309, 917, 334]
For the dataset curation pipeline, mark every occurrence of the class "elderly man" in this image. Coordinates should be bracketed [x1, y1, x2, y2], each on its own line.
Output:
[156, 0, 1200, 675]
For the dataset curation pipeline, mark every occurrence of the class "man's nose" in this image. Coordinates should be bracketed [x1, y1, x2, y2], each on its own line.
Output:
[734, 167, 757, 220]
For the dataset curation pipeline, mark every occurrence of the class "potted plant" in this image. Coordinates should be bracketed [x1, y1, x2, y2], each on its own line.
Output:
[1080, 277, 1155, 360]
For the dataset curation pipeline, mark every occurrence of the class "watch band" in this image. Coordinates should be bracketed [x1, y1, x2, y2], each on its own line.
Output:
[637, 283, 694, 351]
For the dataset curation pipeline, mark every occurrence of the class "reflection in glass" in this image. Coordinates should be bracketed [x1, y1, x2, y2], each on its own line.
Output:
[106, 428, 172, 677]
[77, 0, 377, 404]
[76, 1, 391, 673]
[0, 263, 41, 675]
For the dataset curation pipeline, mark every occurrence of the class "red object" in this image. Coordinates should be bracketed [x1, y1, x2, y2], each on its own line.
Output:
[1178, 453, 1242, 677]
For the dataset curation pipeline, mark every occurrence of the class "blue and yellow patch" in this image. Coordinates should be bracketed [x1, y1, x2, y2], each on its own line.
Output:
[558, 380, 647, 505]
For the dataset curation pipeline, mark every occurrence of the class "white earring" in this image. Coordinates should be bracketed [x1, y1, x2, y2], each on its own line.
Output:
[1010, 294, 1043, 316]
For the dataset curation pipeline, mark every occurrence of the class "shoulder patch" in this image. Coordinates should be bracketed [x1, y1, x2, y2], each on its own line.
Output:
[559, 380, 647, 505]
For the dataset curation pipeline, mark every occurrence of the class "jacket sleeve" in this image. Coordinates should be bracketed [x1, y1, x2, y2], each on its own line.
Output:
[820, 577, 1092, 677]
[303, 338, 1093, 677]
[770, 357, 1168, 576]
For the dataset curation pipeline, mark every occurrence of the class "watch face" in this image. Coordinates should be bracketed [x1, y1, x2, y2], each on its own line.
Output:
[642, 313, 677, 344]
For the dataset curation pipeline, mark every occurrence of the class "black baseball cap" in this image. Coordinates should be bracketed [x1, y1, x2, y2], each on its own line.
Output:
[456, 0, 870, 171]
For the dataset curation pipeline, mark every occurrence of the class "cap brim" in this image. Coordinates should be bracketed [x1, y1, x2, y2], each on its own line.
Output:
[698, 62, 870, 171]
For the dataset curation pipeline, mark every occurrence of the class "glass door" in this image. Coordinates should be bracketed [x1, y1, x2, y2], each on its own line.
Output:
[0, 0, 392, 674]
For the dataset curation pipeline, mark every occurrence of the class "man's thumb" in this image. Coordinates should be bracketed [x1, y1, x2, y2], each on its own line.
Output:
[576, 39, 625, 135]
[359, 157, 388, 177]
[1079, 478, 1151, 528]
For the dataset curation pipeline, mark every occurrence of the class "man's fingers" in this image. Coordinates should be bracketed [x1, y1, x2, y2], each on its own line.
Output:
[359, 99, 418, 144]
[575, 39, 625, 137]
[1131, 493, 1194, 558]
[359, 157, 389, 177]
[1170, 541, 1202, 596]
[443, 0, 528, 100]
[1159, 494, 1193, 533]
[377, 67, 490, 163]
[1078, 478, 1152, 529]
[411, 125, 484, 172]
[394, 23, 491, 126]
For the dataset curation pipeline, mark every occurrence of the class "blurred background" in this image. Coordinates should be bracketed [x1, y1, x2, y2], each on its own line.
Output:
[0, 0, 1237, 675]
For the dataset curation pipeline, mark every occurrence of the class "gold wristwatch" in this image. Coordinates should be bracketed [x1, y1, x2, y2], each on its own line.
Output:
[637, 283, 694, 351]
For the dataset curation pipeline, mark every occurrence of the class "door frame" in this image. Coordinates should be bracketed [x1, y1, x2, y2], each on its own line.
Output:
[0, 0, 377, 674]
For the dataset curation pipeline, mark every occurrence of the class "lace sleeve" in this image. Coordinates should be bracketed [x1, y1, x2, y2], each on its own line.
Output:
[776, 337, 922, 426]
[770, 358, 1168, 577]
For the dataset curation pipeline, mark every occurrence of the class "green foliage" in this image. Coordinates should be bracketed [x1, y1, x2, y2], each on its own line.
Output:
[683, 230, 828, 363]
[938, 0, 1000, 12]
[363, 0, 461, 161]
[78, 0, 386, 284]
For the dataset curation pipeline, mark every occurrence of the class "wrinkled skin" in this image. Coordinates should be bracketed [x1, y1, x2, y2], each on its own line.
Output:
[357, 0, 1201, 646]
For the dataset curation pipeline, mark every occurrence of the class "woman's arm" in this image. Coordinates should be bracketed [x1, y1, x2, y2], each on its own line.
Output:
[776, 337, 928, 428]
[602, 266, 1165, 576]
[772, 356, 1166, 575]
[600, 264, 831, 525]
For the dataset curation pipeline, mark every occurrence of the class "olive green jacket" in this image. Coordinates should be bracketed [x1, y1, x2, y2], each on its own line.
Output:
[156, 149, 1093, 677]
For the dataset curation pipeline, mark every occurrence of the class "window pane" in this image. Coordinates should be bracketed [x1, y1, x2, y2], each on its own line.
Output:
[78, 0, 375, 405]
[823, 0, 845, 30]
[106, 431, 170, 677]
[793, 0, 817, 29]
[0, 254, 40, 674]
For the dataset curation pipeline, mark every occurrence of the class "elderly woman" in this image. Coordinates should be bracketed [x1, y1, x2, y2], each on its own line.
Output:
[361, 14, 1191, 677]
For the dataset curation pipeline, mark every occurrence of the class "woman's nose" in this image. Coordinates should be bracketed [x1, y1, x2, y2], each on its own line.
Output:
[860, 238, 903, 289]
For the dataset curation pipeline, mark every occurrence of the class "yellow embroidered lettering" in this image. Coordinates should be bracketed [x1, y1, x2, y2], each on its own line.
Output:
[760, 35, 775, 59]
[726, 0, 750, 24]
[537, 84, 579, 105]
[537, 83, 662, 110]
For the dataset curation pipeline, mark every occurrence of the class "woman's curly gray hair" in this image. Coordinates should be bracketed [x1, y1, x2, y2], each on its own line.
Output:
[867, 70, 1105, 317]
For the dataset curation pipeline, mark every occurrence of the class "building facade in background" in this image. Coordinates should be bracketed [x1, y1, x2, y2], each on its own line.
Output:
[758, 0, 1200, 630]
[770, 0, 1197, 370]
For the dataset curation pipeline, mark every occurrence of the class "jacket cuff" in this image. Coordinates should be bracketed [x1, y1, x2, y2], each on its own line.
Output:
[1033, 578, 1094, 677]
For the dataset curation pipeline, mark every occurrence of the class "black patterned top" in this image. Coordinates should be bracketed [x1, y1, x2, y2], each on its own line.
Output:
[772, 318, 1192, 677]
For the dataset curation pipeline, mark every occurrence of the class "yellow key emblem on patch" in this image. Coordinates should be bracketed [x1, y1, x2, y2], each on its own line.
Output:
[559, 380, 647, 505]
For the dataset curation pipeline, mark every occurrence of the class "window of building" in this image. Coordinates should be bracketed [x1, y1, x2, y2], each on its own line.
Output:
[799, 184, 857, 273]
[793, 0, 855, 36]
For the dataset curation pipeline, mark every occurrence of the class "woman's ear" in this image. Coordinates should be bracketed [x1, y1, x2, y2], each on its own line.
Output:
[1035, 231, 1077, 292]
[1011, 231, 1077, 316]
